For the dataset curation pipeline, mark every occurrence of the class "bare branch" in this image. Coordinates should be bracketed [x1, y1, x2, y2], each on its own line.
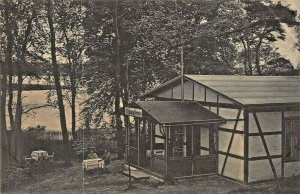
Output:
[22, 104, 57, 114]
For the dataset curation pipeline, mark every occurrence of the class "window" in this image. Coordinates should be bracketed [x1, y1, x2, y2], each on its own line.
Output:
[129, 118, 138, 147]
[154, 124, 165, 156]
[285, 118, 300, 162]
[171, 126, 184, 157]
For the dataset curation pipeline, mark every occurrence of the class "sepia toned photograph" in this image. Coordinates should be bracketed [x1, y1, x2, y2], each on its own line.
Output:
[0, 0, 299, 193]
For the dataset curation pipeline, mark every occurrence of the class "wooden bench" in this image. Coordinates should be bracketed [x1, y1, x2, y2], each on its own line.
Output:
[82, 158, 104, 172]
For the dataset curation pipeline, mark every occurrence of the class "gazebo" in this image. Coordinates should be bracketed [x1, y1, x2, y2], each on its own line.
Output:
[125, 101, 225, 179]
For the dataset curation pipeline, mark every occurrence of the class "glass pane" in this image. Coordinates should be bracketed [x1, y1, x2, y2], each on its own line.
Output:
[285, 119, 300, 162]
[171, 126, 184, 157]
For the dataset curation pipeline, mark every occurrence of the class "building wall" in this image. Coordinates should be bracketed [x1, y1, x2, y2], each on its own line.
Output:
[248, 112, 282, 182]
[153, 80, 300, 183]
[154, 81, 245, 181]
[217, 107, 244, 181]
[155, 80, 232, 103]
[218, 154, 244, 181]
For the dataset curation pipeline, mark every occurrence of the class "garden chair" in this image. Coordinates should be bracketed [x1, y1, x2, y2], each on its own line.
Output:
[47, 152, 54, 162]
[24, 156, 32, 167]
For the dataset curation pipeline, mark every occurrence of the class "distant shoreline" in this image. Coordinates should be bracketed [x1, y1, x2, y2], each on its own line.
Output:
[11, 84, 69, 91]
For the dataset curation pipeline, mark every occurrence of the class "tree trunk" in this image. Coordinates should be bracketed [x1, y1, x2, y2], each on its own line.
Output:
[246, 39, 252, 76]
[121, 62, 129, 159]
[13, 7, 35, 162]
[47, 0, 70, 164]
[8, 73, 14, 130]
[113, 0, 123, 159]
[255, 37, 263, 76]
[13, 72, 23, 162]
[63, 29, 77, 140]
[241, 39, 248, 75]
[71, 74, 77, 140]
[1, 0, 13, 168]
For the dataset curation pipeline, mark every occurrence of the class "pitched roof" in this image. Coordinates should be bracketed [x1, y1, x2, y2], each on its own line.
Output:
[185, 75, 300, 105]
[135, 101, 225, 124]
[142, 75, 300, 106]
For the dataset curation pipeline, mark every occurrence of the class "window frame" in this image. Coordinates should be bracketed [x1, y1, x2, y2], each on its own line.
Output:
[284, 116, 300, 163]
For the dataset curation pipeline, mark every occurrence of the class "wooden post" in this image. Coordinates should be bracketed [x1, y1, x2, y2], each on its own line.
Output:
[215, 124, 219, 174]
[191, 125, 194, 175]
[281, 111, 285, 178]
[125, 116, 128, 162]
[137, 118, 140, 166]
[183, 126, 187, 157]
[192, 83, 195, 101]
[217, 95, 219, 115]
[209, 126, 214, 154]
[164, 126, 168, 179]
[244, 109, 249, 184]
[181, 43, 184, 102]
[150, 122, 153, 167]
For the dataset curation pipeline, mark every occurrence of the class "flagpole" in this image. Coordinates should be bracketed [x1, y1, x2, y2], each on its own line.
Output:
[181, 43, 184, 102]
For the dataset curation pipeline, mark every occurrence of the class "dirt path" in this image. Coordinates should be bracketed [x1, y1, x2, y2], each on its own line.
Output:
[3, 160, 300, 194]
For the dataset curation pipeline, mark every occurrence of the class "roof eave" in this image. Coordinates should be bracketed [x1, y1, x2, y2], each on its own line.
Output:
[161, 119, 226, 126]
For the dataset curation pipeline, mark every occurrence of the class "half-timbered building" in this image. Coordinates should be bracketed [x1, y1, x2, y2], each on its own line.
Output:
[125, 75, 300, 183]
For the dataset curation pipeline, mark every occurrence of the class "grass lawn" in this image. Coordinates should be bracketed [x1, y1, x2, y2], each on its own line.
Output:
[3, 160, 300, 194]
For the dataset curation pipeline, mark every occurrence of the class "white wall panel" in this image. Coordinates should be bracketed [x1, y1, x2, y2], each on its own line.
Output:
[156, 88, 172, 98]
[173, 84, 181, 99]
[249, 112, 282, 133]
[219, 108, 243, 120]
[248, 159, 281, 182]
[249, 135, 281, 158]
[219, 120, 244, 131]
[219, 131, 244, 156]
[219, 96, 234, 104]
[194, 84, 205, 101]
[218, 154, 244, 181]
[206, 89, 218, 103]
[183, 81, 193, 100]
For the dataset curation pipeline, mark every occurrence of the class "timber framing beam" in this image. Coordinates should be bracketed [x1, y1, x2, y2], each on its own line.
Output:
[281, 111, 285, 178]
[253, 113, 278, 179]
[248, 131, 282, 136]
[221, 109, 242, 175]
[248, 155, 281, 161]
[219, 127, 244, 134]
[244, 110, 249, 183]
[218, 151, 244, 160]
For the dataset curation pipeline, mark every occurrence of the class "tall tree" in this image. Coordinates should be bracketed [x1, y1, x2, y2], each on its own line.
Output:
[56, 0, 87, 140]
[0, 0, 14, 169]
[11, 0, 36, 161]
[233, 0, 298, 75]
[46, 0, 70, 163]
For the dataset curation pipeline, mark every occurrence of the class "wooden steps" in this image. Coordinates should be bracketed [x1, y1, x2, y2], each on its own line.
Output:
[122, 170, 150, 180]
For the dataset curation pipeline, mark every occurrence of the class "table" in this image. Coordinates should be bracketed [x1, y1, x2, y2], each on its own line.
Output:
[31, 150, 48, 162]
[82, 158, 104, 171]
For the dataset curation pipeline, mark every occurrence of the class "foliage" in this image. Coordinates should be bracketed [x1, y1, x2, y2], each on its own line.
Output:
[1, 0, 299, 161]
[25, 124, 46, 132]
[1, 164, 31, 190]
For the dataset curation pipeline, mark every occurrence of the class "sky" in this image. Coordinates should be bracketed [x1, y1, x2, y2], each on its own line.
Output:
[273, 0, 300, 68]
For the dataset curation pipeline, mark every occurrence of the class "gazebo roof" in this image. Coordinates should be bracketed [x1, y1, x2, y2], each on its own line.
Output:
[135, 101, 225, 125]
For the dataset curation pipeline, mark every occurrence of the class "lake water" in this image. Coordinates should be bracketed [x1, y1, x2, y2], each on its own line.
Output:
[6, 76, 112, 132]
[8, 90, 84, 131]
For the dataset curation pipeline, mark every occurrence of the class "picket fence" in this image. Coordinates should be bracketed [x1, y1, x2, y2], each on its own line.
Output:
[36, 131, 73, 141]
